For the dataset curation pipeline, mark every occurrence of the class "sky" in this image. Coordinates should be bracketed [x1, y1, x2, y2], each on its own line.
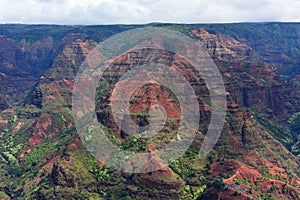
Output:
[0, 0, 299, 25]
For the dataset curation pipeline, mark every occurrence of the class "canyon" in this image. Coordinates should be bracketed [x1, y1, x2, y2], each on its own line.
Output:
[0, 23, 299, 199]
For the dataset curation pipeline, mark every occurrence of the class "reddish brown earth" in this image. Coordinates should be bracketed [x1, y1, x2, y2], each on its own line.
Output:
[209, 158, 299, 199]
[1, 25, 300, 199]
[191, 27, 287, 118]
[28, 114, 54, 146]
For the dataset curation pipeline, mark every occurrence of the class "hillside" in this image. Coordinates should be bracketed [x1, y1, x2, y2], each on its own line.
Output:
[0, 23, 299, 199]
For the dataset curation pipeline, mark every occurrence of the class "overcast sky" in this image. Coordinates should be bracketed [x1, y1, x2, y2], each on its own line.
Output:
[0, 0, 299, 24]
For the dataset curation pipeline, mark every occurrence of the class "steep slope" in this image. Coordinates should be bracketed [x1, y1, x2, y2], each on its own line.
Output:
[0, 24, 141, 111]
[188, 23, 300, 79]
[191, 27, 285, 116]
[0, 24, 299, 199]
[191, 27, 300, 154]
[92, 33, 300, 199]
[0, 25, 97, 110]
[0, 35, 37, 110]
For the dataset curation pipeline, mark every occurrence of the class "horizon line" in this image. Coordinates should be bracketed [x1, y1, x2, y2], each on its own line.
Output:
[0, 21, 299, 26]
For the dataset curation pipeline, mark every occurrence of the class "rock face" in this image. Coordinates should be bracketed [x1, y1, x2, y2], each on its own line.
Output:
[191, 28, 261, 64]
[91, 32, 300, 199]
[0, 36, 38, 109]
[227, 80, 285, 116]
[194, 23, 300, 81]
[30, 40, 95, 109]
[0, 32, 88, 111]
[0, 24, 300, 200]
[96, 46, 210, 141]
[0, 36, 24, 75]
[191, 28, 287, 118]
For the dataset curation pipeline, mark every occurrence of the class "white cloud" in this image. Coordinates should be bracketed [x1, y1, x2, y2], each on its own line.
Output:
[0, 0, 299, 24]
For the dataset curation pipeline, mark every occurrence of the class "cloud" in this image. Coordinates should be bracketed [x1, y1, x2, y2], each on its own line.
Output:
[0, 0, 299, 24]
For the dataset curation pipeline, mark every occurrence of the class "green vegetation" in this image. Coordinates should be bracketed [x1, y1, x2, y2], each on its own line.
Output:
[170, 158, 196, 180]
[0, 191, 10, 199]
[120, 135, 147, 152]
[288, 113, 300, 155]
[210, 179, 226, 189]
[0, 23, 300, 199]
[181, 185, 207, 200]
[24, 127, 74, 168]
[263, 173, 287, 182]
[255, 115, 296, 150]
[233, 178, 253, 187]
